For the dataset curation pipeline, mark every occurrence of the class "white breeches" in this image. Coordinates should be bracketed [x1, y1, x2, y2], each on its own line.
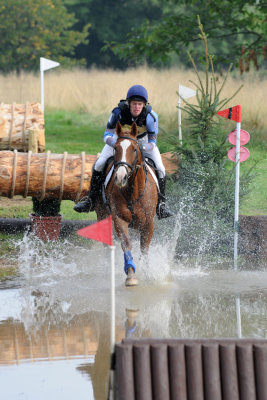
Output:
[94, 134, 165, 179]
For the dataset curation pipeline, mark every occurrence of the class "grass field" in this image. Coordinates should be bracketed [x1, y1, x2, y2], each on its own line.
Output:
[0, 67, 266, 220]
[1, 67, 267, 135]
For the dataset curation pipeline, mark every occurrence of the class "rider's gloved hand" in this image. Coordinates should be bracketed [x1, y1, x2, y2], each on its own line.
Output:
[139, 145, 146, 161]
[105, 136, 117, 148]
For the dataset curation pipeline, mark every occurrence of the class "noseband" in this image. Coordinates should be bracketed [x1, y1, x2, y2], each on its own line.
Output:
[114, 136, 140, 174]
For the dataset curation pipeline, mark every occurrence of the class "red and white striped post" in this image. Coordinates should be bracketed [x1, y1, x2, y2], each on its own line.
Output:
[217, 106, 250, 269]
[77, 216, 115, 399]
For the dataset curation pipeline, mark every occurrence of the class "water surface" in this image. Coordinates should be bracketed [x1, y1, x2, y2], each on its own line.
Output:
[0, 227, 266, 399]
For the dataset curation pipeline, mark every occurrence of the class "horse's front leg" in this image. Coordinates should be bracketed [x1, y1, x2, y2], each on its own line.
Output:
[113, 215, 137, 286]
[140, 219, 154, 255]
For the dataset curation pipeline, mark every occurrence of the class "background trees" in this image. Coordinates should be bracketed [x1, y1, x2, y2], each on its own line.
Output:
[0, 0, 266, 73]
[0, 0, 89, 73]
[67, 0, 163, 68]
[109, 0, 267, 71]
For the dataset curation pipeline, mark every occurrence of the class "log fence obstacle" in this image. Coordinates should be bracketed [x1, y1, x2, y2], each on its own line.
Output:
[0, 100, 178, 240]
[0, 102, 45, 152]
[114, 338, 267, 400]
[0, 151, 178, 202]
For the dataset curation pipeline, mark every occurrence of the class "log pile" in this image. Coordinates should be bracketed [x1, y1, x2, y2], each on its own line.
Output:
[0, 150, 178, 201]
[0, 102, 45, 152]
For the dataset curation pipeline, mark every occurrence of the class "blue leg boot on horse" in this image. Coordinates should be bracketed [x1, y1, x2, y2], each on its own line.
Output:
[74, 168, 103, 213]
[124, 250, 138, 287]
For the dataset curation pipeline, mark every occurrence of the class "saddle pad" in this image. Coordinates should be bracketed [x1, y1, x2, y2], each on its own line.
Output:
[104, 165, 114, 188]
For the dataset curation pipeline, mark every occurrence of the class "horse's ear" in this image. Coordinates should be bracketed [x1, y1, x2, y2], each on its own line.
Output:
[131, 122, 138, 138]
[116, 122, 123, 136]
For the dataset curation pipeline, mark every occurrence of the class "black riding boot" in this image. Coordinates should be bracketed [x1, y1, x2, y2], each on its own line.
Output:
[74, 169, 103, 213]
[156, 177, 173, 219]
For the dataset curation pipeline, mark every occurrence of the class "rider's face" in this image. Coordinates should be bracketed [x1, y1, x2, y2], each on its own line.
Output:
[129, 101, 145, 117]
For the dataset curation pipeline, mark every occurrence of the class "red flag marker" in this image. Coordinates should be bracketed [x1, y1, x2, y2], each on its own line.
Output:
[217, 105, 241, 123]
[77, 215, 113, 246]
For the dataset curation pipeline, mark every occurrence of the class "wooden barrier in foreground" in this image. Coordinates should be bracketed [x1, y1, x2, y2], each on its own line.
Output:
[114, 338, 267, 400]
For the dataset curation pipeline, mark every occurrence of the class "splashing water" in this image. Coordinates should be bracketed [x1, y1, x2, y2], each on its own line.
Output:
[2, 225, 267, 341]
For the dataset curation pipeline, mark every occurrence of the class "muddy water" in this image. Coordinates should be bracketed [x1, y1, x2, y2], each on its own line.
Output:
[0, 228, 267, 399]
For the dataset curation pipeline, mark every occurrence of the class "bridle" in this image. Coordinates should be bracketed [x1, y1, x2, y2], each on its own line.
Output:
[113, 136, 140, 175]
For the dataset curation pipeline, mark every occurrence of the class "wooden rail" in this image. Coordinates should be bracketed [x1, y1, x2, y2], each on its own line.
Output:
[114, 338, 267, 400]
[0, 151, 178, 201]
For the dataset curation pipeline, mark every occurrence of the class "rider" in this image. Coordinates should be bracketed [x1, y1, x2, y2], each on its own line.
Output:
[74, 84, 173, 219]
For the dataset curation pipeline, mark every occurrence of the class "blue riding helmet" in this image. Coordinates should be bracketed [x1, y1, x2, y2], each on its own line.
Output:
[126, 85, 148, 104]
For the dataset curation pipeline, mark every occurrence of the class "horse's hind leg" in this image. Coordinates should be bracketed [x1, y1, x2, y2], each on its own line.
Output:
[113, 216, 137, 285]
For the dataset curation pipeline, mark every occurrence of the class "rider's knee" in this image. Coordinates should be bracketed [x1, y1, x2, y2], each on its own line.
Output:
[158, 170, 165, 179]
[94, 160, 104, 172]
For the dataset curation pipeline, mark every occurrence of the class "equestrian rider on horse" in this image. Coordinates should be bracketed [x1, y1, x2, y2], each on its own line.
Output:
[74, 84, 173, 219]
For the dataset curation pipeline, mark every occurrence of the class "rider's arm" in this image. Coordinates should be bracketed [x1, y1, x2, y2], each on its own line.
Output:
[104, 108, 121, 147]
[143, 111, 158, 152]
[104, 128, 116, 147]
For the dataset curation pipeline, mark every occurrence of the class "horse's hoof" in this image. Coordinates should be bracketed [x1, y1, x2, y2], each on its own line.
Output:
[125, 267, 138, 287]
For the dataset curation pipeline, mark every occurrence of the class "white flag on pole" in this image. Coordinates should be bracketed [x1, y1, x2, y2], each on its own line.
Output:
[40, 57, 60, 111]
[178, 84, 196, 143]
[40, 57, 60, 72]
[178, 84, 196, 100]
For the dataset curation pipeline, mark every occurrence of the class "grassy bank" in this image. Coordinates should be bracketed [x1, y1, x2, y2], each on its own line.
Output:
[0, 67, 266, 219]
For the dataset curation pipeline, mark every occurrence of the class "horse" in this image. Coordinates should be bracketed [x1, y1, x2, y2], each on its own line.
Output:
[95, 122, 158, 286]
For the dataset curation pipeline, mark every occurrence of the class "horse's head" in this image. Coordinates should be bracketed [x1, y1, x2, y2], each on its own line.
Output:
[113, 122, 141, 188]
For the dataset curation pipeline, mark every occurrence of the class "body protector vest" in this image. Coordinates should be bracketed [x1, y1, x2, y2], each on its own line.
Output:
[107, 101, 156, 138]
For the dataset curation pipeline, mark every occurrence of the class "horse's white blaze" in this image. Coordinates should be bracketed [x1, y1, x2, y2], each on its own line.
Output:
[120, 140, 131, 162]
[116, 140, 131, 185]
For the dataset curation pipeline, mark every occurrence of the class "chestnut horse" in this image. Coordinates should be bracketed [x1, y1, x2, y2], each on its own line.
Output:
[95, 122, 158, 286]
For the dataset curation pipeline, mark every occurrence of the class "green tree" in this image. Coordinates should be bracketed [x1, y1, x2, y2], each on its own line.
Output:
[0, 0, 89, 73]
[66, 0, 163, 68]
[167, 20, 253, 257]
[110, 0, 267, 71]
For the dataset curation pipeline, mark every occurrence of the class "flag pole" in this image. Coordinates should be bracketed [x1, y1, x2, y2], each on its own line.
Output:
[109, 244, 116, 400]
[178, 84, 182, 144]
[40, 59, 45, 112]
[235, 295, 242, 338]
[234, 121, 241, 270]
[76, 216, 115, 399]
[217, 105, 242, 270]
[178, 97, 182, 144]
[40, 57, 60, 113]
[178, 84, 196, 145]
[110, 245, 116, 352]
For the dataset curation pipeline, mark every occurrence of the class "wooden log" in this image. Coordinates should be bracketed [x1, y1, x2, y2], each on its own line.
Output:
[0, 102, 45, 152]
[0, 151, 96, 201]
[0, 150, 179, 201]
[28, 129, 38, 153]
